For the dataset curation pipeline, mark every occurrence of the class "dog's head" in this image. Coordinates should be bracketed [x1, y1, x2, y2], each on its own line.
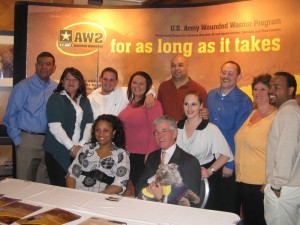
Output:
[155, 163, 183, 185]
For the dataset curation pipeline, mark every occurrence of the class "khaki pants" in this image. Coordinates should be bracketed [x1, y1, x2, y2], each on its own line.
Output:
[264, 184, 300, 225]
[16, 132, 49, 184]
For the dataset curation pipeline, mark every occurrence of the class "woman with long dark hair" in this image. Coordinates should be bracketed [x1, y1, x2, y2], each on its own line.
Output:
[44, 67, 94, 187]
[66, 114, 130, 194]
[119, 71, 163, 188]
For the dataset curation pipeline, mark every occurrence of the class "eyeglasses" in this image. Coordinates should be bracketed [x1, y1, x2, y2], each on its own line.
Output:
[65, 78, 79, 82]
[153, 129, 175, 136]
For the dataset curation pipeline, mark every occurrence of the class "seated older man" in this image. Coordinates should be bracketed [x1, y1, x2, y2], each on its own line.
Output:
[135, 116, 201, 207]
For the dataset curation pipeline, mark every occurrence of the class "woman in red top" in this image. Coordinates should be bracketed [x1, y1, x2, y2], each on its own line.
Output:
[119, 71, 163, 187]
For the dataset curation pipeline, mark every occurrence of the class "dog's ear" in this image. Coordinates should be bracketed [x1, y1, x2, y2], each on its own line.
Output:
[168, 163, 179, 170]
[156, 164, 165, 175]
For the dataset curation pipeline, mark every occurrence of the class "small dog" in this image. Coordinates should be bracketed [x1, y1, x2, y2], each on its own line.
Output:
[139, 163, 200, 207]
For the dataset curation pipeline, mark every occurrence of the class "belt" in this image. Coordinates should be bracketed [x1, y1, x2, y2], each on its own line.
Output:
[81, 170, 115, 185]
[21, 129, 46, 136]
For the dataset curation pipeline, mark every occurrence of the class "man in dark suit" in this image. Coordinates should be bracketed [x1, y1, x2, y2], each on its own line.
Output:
[135, 116, 201, 207]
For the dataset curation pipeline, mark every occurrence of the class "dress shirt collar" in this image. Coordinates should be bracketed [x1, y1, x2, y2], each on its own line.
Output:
[278, 99, 297, 110]
[162, 143, 176, 164]
[34, 73, 52, 87]
[216, 85, 239, 100]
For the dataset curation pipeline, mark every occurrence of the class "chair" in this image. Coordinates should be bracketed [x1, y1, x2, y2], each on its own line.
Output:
[199, 178, 210, 208]
[236, 219, 245, 225]
[0, 124, 13, 178]
[0, 124, 12, 145]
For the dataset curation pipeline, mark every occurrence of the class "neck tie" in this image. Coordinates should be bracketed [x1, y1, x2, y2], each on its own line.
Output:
[161, 150, 166, 165]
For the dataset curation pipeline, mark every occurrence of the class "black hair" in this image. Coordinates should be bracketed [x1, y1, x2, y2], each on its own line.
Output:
[90, 114, 126, 149]
[274, 72, 297, 97]
[37, 52, 55, 65]
[55, 67, 87, 99]
[127, 71, 152, 106]
[100, 67, 118, 80]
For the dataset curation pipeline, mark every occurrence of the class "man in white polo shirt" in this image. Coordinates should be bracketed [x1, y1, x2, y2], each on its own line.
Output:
[88, 67, 155, 119]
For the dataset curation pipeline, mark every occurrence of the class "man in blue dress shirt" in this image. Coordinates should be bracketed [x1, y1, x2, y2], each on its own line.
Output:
[207, 61, 253, 214]
[3, 52, 57, 184]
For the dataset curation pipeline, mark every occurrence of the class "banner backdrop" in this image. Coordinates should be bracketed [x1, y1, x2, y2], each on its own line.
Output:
[26, 0, 300, 94]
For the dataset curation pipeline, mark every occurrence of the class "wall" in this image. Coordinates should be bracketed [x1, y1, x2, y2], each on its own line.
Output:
[1, 1, 76, 124]
[0, 0, 143, 123]
[2, 0, 300, 123]
[0, 0, 74, 31]
[24, 1, 300, 94]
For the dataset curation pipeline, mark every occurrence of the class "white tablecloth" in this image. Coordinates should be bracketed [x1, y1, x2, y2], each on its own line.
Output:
[0, 178, 240, 225]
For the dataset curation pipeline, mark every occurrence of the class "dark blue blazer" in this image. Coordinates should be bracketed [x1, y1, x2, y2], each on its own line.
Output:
[135, 145, 201, 206]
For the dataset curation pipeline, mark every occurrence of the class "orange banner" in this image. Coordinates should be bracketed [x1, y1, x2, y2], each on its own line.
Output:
[26, 0, 300, 94]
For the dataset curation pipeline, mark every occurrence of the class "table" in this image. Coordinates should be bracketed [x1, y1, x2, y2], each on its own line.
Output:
[0, 178, 241, 225]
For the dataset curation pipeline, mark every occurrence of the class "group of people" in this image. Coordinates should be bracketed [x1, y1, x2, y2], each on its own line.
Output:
[3, 51, 300, 225]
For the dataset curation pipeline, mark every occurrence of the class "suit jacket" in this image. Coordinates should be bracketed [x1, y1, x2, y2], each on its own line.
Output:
[135, 145, 201, 206]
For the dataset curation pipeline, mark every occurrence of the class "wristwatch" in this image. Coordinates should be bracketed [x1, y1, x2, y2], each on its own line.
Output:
[69, 146, 75, 152]
[210, 167, 215, 174]
[271, 186, 281, 192]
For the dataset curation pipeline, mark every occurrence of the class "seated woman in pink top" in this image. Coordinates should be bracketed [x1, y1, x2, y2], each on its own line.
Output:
[119, 71, 163, 188]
